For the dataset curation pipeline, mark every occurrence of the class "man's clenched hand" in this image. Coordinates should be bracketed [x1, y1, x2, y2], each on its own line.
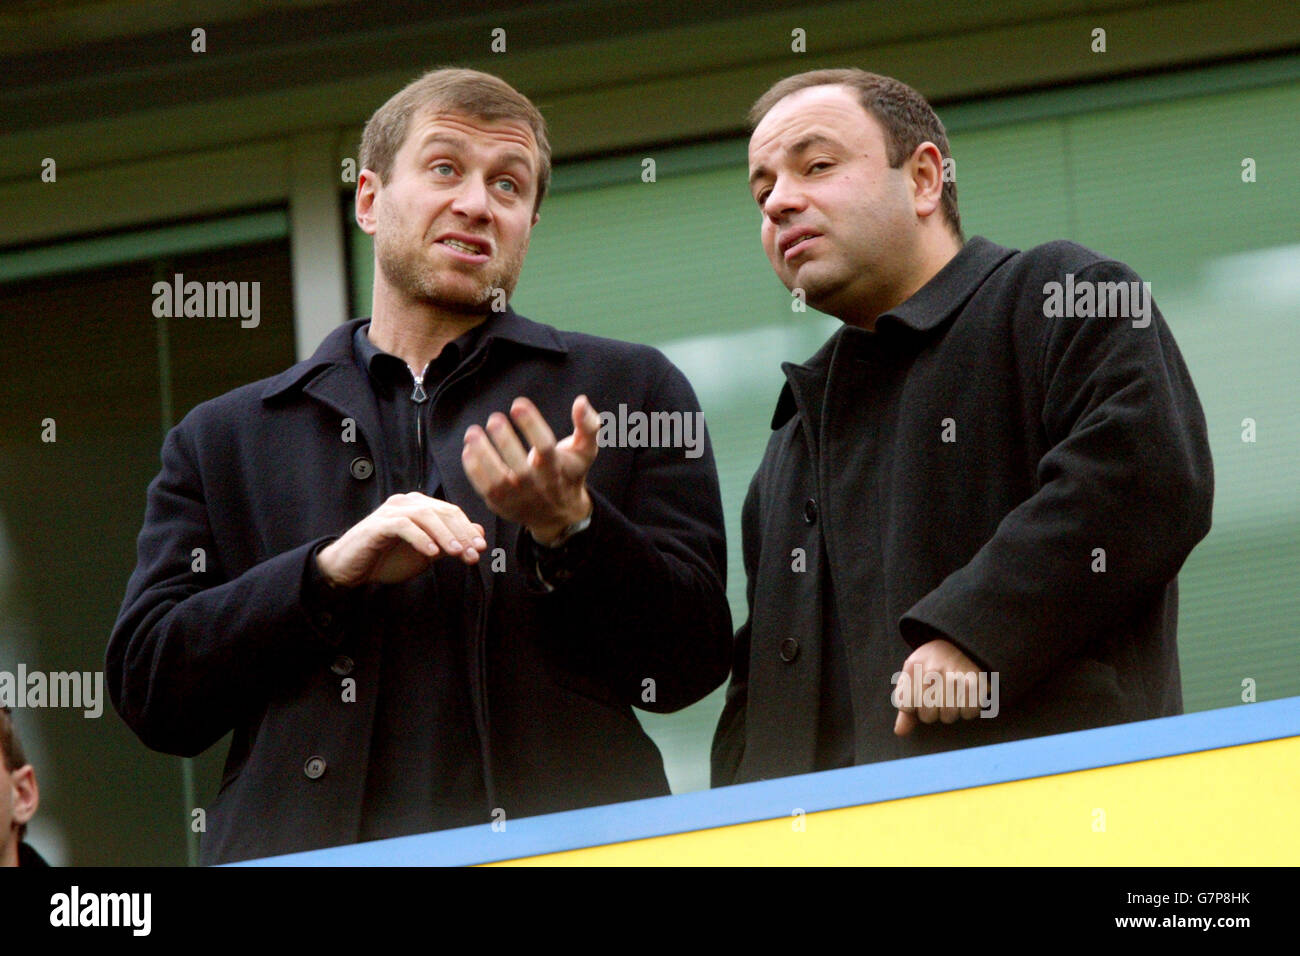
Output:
[892, 638, 984, 736]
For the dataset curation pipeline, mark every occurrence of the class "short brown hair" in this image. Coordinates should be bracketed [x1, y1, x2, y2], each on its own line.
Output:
[1, 707, 30, 842]
[750, 69, 962, 239]
[359, 67, 552, 214]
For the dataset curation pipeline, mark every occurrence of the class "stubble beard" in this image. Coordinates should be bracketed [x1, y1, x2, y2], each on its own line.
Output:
[376, 226, 526, 315]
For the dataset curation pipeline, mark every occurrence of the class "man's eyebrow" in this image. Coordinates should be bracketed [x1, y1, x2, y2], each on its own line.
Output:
[418, 133, 534, 174]
[418, 132, 466, 153]
[494, 151, 535, 174]
[791, 133, 839, 156]
[749, 133, 840, 189]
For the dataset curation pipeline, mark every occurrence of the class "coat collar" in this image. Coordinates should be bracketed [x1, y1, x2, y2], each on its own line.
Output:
[771, 236, 1017, 429]
[874, 235, 1016, 334]
[259, 307, 569, 404]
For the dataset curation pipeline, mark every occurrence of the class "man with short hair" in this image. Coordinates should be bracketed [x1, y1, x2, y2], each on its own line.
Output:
[713, 69, 1213, 784]
[109, 68, 731, 864]
[1, 706, 45, 867]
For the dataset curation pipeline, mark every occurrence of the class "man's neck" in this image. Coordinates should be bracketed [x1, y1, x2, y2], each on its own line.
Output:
[844, 229, 963, 331]
[367, 298, 488, 375]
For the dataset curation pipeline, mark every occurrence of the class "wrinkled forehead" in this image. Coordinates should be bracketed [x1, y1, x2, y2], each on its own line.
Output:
[404, 108, 539, 165]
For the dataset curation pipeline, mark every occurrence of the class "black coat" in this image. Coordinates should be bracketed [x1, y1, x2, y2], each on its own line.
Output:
[107, 310, 731, 864]
[18, 842, 50, 867]
[713, 237, 1214, 785]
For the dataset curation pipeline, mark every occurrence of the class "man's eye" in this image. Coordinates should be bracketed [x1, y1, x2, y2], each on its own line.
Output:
[756, 190, 770, 206]
[809, 161, 833, 173]
[495, 179, 517, 193]
[432, 163, 455, 175]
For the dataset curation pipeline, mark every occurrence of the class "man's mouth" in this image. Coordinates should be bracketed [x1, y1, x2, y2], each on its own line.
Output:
[779, 229, 823, 261]
[438, 237, 488, 255]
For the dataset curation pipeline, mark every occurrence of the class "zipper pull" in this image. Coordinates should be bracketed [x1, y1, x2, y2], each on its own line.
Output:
[410, 374, 427, 404]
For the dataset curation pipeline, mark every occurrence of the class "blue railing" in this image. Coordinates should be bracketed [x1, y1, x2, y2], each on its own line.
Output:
[236, 696, 1300, 866]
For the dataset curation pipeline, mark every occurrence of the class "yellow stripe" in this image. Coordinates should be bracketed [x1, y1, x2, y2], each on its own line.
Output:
[490, 736, 1300, 865]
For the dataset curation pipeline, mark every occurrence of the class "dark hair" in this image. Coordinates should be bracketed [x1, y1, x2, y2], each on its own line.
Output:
[750, 69, 962, 239]
[360, 67, 552, 214]
[1, 707, 30, 842]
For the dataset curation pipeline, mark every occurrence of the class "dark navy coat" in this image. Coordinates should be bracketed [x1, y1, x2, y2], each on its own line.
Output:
[108, 310, 731, 864]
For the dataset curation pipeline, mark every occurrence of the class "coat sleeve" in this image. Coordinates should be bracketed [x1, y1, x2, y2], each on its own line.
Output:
[710, 464, 763, 787]
[900, 258, 1214, 706]
[516, 359, 732, 714]
[106, 418, 352, 757]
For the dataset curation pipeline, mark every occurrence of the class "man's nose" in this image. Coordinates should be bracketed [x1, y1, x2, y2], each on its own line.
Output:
[762, 176, 804, 222]
[451, 174, 492, 219]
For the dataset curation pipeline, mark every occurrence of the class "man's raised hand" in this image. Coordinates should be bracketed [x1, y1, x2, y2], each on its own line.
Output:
[462, 395, 599, 544]
[316, 492, 487, 588]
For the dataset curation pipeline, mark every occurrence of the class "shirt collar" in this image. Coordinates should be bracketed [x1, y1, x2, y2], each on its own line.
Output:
[352, 317, 487, 388]
[261, 307, 567, 403]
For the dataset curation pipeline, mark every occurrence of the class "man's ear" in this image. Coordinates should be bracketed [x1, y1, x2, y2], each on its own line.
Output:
[907, 142, 946, 220]
[531, 211, 540, 228]
[355, 168, 381, 236]
[10, 765, 37, 826]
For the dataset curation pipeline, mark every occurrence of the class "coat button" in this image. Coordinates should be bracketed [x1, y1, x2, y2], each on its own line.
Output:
[349, 457, 374, 480]
[803, 498, 818, 524]
[779, 637, 800, 662]
[303, 756, 327, 780]
[330, 655, 354, 676]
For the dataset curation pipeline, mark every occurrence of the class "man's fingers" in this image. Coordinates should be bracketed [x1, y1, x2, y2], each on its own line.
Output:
[569, 395, 601, 460]
[385, 494, 483, 556]
[893, 637, 996, 734]
[463, 425, 513, 496]
[431, 508, 483, 558]
[381, 515, 439, 558]
[893, 670, 914, 713]
[325, 494, 490, 586]
[399, 495, 488, 560]
[960, 673, 981, 720]
[408, 510, 461, 555]
[415, 510, 482, 563]
[484, 411, 530, 474]
[510, 397, 557, 461]
[893, 669, 926, 732]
